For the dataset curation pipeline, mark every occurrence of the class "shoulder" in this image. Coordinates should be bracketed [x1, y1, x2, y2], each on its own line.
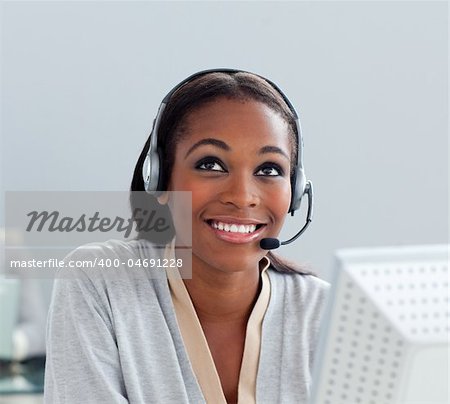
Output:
[51, 239, 168, 316]
[267, 268, 330, 306]
[56, 238, 168, 288]
[265, 270, 330, 346]
[64, 238, 162, 261]
[61, 238, 166, 275]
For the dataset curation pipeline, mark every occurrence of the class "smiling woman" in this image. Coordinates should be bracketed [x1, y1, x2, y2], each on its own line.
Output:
[45, 70, 329, 404]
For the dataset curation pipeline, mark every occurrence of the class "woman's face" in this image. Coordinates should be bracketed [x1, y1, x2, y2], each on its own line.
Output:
[168, 98, 292, 274]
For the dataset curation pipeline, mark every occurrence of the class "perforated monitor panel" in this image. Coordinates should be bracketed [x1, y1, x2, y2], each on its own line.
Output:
[309, 245, 449, 404]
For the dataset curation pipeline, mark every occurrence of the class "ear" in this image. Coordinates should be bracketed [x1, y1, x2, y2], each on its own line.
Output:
[157, 191, 169, 205]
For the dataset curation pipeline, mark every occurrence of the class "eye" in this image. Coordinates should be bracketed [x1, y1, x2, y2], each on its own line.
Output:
[195, 157, 226, 172]
[255, 163, 284, 177]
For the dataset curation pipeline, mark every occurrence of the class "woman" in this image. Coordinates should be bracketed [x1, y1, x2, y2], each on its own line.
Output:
[45, 69, 329, 404]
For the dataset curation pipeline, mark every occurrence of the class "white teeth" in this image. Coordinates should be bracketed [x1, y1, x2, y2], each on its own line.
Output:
[210, 221, 259, 234]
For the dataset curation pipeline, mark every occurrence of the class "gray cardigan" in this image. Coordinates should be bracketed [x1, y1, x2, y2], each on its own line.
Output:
[44, 239, 329, 404]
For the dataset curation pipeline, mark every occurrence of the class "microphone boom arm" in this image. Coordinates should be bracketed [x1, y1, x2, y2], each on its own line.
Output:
[281, 181, 314, 246]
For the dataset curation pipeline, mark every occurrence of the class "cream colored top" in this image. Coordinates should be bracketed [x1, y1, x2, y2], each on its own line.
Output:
[166, 248, 271, 404]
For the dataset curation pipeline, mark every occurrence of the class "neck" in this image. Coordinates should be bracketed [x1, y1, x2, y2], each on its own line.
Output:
[181, 255, 262, 324]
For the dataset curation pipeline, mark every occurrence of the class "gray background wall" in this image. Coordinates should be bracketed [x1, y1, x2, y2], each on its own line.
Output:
[1, 1, 448, 281]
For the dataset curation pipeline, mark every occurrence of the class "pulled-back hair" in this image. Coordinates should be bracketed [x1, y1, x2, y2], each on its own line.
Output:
[131, 71, 313, 275]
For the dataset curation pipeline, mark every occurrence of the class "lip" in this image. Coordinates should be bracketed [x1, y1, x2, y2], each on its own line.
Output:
[204, 218, 267, 244]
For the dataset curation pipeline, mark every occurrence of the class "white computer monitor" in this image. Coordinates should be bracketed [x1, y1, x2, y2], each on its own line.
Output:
[309, 244, 449, 404]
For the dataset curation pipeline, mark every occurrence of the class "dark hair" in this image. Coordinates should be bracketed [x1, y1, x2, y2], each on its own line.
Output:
[131, 71, 313, 275]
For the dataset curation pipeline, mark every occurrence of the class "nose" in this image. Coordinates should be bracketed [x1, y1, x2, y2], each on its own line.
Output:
[218, 173, 260, 209]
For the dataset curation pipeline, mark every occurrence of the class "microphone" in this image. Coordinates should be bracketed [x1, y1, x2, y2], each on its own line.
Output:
[259, 182, 313, 250]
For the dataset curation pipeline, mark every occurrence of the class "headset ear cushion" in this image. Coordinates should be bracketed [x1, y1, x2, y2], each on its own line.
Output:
[290, 168, 306, 213]
[142, 154, 152, 192]
[142, 149, 161, 192]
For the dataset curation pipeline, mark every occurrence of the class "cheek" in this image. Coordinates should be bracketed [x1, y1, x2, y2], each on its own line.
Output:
[169, 174, 212, 220]
[172, 178, 211, 210]
[266, 180, 292, 216]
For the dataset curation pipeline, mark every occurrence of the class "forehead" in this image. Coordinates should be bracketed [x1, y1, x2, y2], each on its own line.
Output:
[179, 98, 292, 153]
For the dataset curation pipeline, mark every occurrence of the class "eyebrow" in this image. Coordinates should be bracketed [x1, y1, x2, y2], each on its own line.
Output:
[184, 137, 290, 160]
[185, 138, 230, 159]
[259, 145, 290, 160]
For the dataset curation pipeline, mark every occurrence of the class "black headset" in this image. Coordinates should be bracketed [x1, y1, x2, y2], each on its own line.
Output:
[142, 68, 312, 217]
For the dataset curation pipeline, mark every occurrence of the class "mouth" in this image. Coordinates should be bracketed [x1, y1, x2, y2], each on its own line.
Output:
[206, 219, 265, 234]
[204, 219, 266, 244]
